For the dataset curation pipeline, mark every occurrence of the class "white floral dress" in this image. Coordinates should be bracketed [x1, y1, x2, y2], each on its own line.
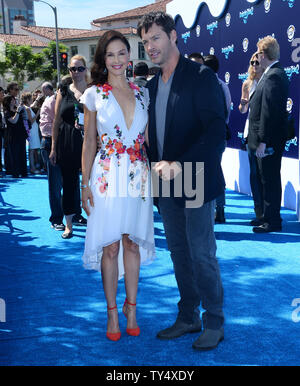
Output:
[80, 82, 155, 279]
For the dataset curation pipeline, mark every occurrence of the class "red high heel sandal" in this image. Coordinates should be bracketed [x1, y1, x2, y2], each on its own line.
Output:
[123, 299, 140, 337]
[106, 305, 121, 341]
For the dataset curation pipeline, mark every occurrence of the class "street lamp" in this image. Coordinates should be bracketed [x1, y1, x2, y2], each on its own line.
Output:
[32, 0, 61, 84]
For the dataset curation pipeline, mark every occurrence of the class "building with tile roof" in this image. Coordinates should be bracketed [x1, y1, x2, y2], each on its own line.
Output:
[62, 0, 171, 69]
[0, 33, 47, 49]
[92, 0, 172, 29]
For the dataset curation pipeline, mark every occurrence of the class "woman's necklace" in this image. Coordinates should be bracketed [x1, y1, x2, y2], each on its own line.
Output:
[70, 83, 85, 101]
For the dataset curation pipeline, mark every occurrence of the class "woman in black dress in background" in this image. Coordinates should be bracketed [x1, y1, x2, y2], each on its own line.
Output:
[49, 55, 88, 239]
[3, 95, 28, 178]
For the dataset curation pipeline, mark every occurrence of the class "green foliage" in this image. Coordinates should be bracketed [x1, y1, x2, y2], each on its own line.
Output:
[40, 41, 69, 82]
[0, 41, 69, 88]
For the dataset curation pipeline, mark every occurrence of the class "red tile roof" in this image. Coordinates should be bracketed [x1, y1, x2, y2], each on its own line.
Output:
[60, 27, 137, 41]
[92, 0, 172, 24]
[0, 33, 48, 47]
[21, 25, 91, 41]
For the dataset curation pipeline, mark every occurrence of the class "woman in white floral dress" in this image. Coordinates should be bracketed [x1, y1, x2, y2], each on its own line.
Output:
[80, 30, 155, 341]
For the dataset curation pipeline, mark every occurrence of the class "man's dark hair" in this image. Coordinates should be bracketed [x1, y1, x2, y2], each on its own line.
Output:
[204, 55, 219, 73]
[137, 12, 175, 38]
[7, 82, 18, 93]
[188, 52, 204, 62]
[148, 67, 160, 76]
[46, 84, 54, 91]
[134, 62, 149, 77]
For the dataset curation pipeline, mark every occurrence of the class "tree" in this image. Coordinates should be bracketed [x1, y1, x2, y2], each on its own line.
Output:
[39, 41, 69, 83]
[0, 41, 69, 88]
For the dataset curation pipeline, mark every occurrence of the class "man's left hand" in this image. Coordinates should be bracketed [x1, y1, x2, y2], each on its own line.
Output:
[256, 143, 267, 158]
[153, 161, 182, 181]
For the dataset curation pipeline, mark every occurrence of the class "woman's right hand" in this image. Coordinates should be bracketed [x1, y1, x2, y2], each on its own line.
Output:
[81, 186, 94, 216]
[49, 149, 56, 166]
[240, 98, 249, 106]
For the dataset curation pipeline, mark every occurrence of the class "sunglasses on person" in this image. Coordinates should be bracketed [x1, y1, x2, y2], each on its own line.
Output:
[250, 60, 260, 66]
[68, 66, 86, 73]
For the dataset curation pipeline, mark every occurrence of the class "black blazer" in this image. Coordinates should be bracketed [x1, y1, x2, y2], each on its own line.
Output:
[248, 62, 289, 151]
[147, 55, 226, 207]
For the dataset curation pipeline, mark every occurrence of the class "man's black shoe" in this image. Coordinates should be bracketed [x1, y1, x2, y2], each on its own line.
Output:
[51, 223, 65, 231]
[250, 217, 264, 226]
[192, 328, 224, 351]
[215, 207, 226, 224]
[157, 319, 202, 340]
[253, 223, 282, 233]
[72, 215, 87, 226]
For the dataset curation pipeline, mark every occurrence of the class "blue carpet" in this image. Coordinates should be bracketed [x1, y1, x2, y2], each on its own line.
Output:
[0, 175, 300, 366]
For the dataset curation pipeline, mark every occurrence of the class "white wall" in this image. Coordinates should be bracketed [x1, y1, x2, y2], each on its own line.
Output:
[222, 147, 300, 219]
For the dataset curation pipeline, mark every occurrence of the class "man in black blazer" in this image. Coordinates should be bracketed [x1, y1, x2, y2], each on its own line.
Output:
[248, 36, 289, 233]
[138, 12, 226, 351]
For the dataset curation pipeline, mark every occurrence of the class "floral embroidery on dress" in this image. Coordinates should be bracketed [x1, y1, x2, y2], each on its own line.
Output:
[96, 83, 113, 99]
[94, 82, 148, 198]
[129, 82, 145, 110]
[114, 124, 122, 139]
[97, 128, 149, 198]
[98, 158, 110, 194]
[96, 82, 146, 109]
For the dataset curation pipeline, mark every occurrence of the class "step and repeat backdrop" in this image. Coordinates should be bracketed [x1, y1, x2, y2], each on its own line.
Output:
[171, 0, 299, 159]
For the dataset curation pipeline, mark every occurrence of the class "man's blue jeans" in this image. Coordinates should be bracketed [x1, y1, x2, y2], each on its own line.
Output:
[158, 198, 224, 330]
[41, 137, 81, 224]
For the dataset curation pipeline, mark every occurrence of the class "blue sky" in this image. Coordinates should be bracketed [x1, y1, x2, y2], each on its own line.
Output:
[33, 0, 154, 29]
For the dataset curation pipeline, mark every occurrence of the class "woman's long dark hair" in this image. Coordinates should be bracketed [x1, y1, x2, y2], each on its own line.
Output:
[90, 30, 131, 86]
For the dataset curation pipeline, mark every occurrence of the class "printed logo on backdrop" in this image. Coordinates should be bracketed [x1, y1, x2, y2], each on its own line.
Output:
[207, 21, 218, 35]
[209, 47, 215, 55]
[284, 64, 299, 81]
[225, 13, 231, 27]
[181, 31, 190, 44]
[257, 33, 275, 42]
[287, 25, 296, 42]
[225, 72, 231, 84]
[196, 25, 201, 37]
[243, 38, 249, 52]
[264, 0, 271, 13]
[287, 97, 293, 113]
[282, 0, 295, 8]
[238, 72, 249, 83]
[222, 44, 234, 59]
[240, 7, 254, 23]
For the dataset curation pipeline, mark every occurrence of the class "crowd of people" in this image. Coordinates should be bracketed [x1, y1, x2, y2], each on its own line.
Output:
[0, 11, 290, 351]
